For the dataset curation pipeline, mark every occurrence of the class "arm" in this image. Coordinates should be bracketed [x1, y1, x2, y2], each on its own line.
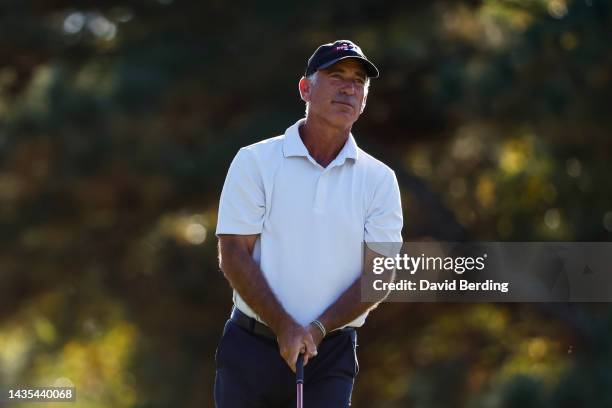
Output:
[218, 234, 317, 371]
[215, 149, 316, 370]
[309, 168, 403, 344]
[307, 247, 396, 345]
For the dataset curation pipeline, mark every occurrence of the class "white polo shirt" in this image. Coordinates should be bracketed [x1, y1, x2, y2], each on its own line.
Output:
[216, 119, 403, 327]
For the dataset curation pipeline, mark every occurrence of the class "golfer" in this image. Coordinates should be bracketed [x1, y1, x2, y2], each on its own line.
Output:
[214, 40, 403, 407]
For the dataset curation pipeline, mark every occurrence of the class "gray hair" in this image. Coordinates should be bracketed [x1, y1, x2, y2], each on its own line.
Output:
[304, 71, 370, 115]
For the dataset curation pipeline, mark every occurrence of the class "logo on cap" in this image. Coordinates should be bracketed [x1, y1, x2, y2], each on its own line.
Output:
[334, 42, 359, 52]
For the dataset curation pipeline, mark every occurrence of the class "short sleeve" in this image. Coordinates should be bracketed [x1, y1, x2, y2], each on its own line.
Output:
[365, 170, 403, 244]
[216, 148, 265, 235]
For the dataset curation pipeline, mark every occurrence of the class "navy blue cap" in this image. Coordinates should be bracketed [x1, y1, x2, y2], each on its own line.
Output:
[305, 40, 379, 78]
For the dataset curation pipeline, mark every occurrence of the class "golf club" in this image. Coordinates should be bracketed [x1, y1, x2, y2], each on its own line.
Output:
[296, 353, 304, 408]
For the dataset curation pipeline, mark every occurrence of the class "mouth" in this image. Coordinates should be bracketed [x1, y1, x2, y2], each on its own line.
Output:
[332, 101, 354, 109]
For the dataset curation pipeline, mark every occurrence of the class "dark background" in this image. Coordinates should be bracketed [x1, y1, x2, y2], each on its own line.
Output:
[1, 0, 611, 406]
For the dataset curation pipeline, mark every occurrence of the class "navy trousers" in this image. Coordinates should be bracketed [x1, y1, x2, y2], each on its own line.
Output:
[214, 320, 359, 407]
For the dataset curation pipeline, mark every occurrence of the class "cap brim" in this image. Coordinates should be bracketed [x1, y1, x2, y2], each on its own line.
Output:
[317, 55, 379, 78]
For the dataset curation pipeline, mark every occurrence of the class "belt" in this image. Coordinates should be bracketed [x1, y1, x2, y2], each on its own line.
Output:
[230, 307, 356, 342]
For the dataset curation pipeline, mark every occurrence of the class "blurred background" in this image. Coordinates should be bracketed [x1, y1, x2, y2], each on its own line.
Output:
[1, 0, 611, 406]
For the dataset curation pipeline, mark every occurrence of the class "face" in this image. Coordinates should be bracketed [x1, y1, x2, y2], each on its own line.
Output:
[299, 58, 369, 128]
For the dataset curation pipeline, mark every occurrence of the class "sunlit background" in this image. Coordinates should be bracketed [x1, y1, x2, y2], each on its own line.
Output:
[1, 0, 611, 406]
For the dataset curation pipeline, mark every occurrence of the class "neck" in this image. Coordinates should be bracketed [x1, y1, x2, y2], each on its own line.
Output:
[299, 115, 351, 168]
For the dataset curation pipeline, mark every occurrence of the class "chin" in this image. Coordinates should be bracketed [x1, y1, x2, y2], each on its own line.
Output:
[338, 116, 359, 128]
[311, 109, 358, 128]
[327, 111, 358, 127]
[326, 117, 354, 129]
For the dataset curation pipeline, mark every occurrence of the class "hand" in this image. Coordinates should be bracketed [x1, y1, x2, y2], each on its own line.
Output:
[299, 324, 325, 367]
[307, 323, 325, 348]
[276, 318, 317, 372]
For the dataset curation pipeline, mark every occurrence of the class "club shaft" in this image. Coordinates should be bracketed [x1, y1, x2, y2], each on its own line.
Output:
[296, 353, 304, 408]
[297, 383, 303, 408]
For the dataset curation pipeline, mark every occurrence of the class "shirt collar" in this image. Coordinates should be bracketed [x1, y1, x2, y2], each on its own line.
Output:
[282, 119, 359, 163]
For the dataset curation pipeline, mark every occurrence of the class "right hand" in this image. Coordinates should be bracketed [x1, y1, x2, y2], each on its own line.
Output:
[276, 319, 318, 372]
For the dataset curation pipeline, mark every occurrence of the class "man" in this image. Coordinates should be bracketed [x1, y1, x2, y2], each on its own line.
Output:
[214, 40, 403, 407]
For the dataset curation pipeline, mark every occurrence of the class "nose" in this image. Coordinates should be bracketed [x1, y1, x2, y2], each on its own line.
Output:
[339, 80, 356, 95]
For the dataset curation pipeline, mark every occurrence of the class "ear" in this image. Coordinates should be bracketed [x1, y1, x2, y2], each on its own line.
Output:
[360, 93, 368, 114]
[298, 76, 310, 103]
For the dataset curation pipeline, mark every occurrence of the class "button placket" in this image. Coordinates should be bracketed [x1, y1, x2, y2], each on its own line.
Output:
[313, 170, 329, 212]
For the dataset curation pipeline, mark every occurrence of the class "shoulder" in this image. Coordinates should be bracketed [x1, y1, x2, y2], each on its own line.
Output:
[356, 147, 397, 184]
[231, 134, 284, 167]
[241, 134, 284, 155]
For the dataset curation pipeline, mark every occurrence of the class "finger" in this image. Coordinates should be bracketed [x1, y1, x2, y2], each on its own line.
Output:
[304, 334, 318, 358]
[288, 347, 300, 373]
[298, 344, 307, 366]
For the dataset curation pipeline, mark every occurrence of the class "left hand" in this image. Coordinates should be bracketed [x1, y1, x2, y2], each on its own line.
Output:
[306, 323, 325, 349]
[298, 323, 325, 367]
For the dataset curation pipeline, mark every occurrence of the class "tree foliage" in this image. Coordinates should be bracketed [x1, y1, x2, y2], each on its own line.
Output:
[0, 0, 611, 406]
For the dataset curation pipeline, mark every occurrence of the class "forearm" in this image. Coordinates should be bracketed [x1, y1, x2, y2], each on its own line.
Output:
[316, 271, 393, 332]
[220, 246, 294, 333]
[317, 248, 395, 332]
[218, 236, 318, 371]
